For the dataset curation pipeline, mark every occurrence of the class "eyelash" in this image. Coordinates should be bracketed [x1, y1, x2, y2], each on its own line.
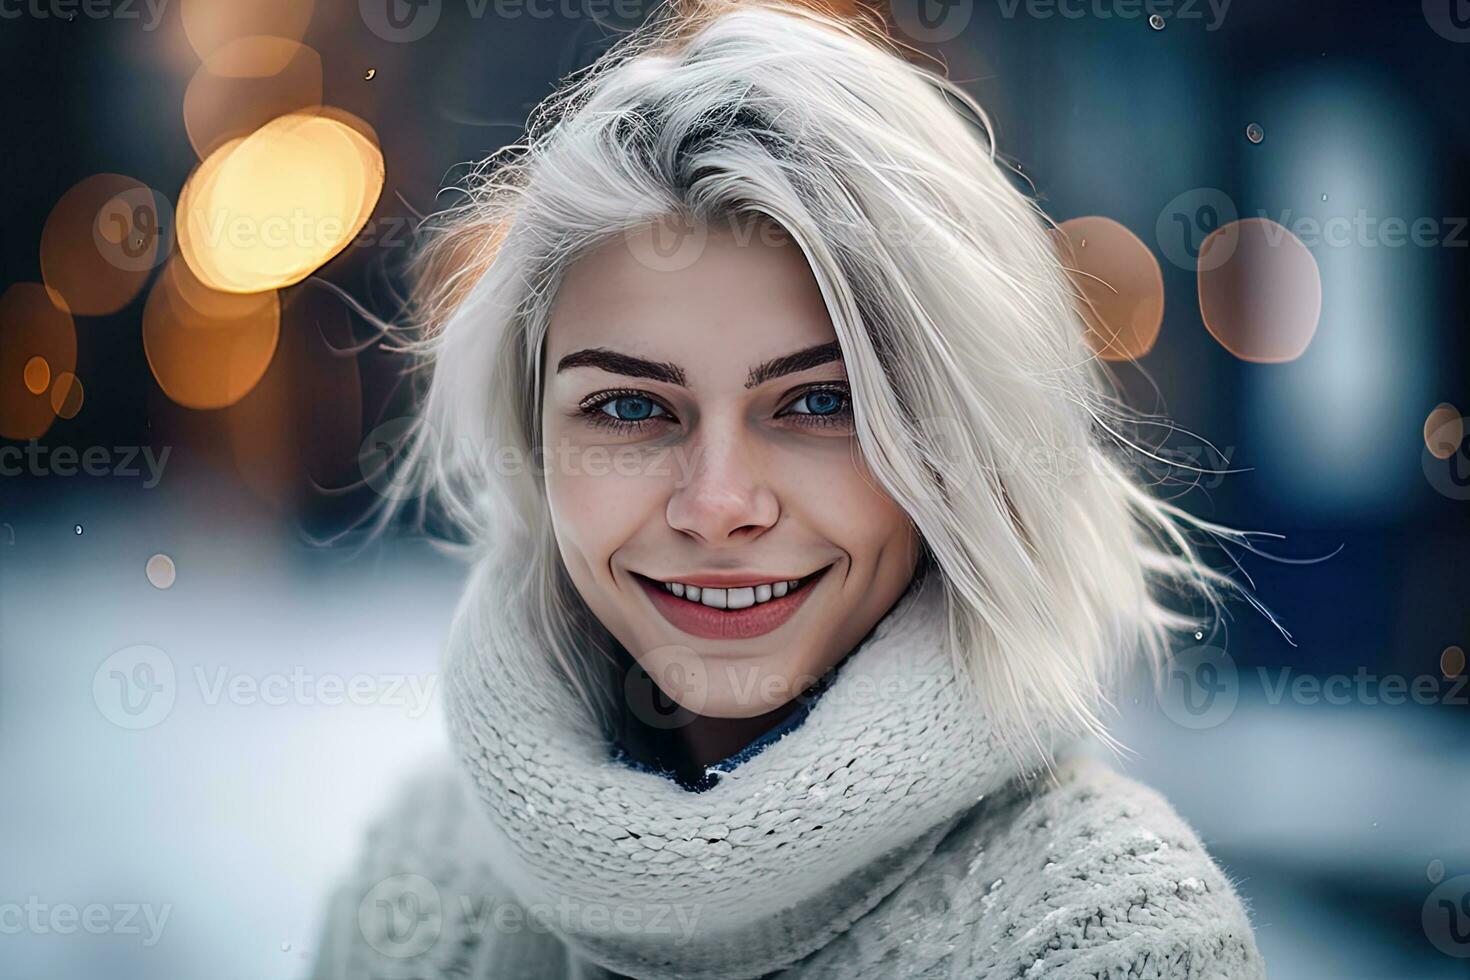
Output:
[575, 384, 853, 433]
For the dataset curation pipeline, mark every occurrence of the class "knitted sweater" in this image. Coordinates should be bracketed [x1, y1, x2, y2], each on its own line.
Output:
[311, 568, 1265, 979]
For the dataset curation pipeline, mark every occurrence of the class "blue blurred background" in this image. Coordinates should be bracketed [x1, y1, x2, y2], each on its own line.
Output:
[2, 1, 1468, 977]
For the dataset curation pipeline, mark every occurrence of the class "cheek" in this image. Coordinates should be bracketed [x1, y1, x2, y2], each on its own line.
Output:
[543, 451, 671, 573]
[774, 438, 912, 557]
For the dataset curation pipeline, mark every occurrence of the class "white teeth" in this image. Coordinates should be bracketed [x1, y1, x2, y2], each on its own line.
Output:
[659, 575, 812, 607]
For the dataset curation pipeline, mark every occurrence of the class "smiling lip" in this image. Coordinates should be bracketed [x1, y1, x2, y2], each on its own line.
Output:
[635, 566, 830, 640]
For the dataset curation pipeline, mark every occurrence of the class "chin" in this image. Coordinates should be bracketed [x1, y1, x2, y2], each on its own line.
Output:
[685, 682, 792, 720]
[633, 635, 827, 719]
[684, 701, 772, 721]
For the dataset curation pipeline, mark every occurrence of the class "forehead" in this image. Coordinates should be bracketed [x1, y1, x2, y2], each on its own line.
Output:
[545, 222, 838, 378]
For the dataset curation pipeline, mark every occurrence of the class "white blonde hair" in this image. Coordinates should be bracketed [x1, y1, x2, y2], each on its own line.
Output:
[377, 0, 1278, 756]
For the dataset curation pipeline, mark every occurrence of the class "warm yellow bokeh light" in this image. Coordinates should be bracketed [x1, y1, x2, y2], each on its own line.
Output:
[1197, 219, 1322, 363]
[1056, 216, 1165, 361]
[23, 355, 50, 395]
[0, 284, 76, 440]
[1424, 403, 1462, 461]
[143, 257, 281, 409]
[177, 110, 384, 294]
[183, 37, 323, 160]
[181, 0, 314, 63]
[167, 221, 280, 321]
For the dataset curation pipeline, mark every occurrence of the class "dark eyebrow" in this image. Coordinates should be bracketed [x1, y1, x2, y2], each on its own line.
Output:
[554, 341, 844, 389]
[555, 347, 687, 386]
[745, 341, 843, 388]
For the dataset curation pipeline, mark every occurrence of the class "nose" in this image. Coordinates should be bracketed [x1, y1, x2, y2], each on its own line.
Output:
[665, 421, 780, 545]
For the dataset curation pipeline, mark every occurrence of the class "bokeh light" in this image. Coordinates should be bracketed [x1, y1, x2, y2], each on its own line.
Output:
[1197, 218, 1322, 363]
[180, 0, 315, 63]
[165, 229, 275, 320]
[183, 37, 324, 161]
[1423, 403, 1462, 460]
[40, 174, 170, 316]
[23, 356, 50, 395]
[177, 110, 384, 293]
[49, 372, 84, 420]
[145, 553, 178, 590]
[142, 256, 281, 409]
[0, 284, 76, 440]
[1056, 216, 1165, 361]
[1442, 646, 1465, 678]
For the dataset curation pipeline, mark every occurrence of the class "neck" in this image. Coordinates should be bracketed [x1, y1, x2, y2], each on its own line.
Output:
[680, 698, 807, 768]
[615, 671, 809, 786]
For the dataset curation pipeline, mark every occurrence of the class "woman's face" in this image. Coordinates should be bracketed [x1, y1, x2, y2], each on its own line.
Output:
[541, 220, 921, 718]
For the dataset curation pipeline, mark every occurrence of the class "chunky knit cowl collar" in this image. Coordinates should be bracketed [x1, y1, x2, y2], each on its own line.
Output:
[443, 562, 1055, 980]
[609, 644, 842, 793]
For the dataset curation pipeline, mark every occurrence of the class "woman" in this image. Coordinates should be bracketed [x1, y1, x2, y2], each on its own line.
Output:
[312, 1, 1269, 976]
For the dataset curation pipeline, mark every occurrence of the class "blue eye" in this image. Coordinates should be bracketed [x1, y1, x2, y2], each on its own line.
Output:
[786, 388, 849, 416]
[599, 395, 665, 422]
